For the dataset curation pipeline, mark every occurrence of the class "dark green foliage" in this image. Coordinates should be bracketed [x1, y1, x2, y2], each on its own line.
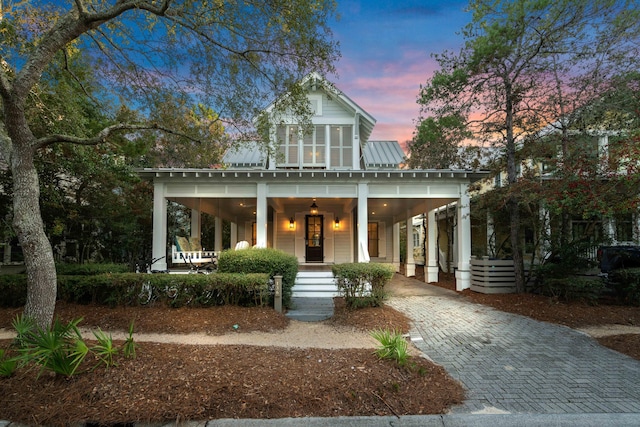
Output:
[55, 263, 129, 276]
[4, 315, 135, 378]
[332, 263, 395, 309]
[542, 277, 605, 304]
[608, 268, 640, 306]
[0, 272, 270, 308]
[15, 317, 89, 378]
[370, 329, 409, 366]
[0, 275, 28, 307]
[218, 248, 298, 308]
[534, 240, 600, 301]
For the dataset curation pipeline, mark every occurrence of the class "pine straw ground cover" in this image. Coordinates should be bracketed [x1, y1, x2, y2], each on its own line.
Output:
[0, 299, 463, 426]
[2, 271, 640, 425]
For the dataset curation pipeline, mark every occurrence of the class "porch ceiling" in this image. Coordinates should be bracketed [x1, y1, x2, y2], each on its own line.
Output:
[170, 196, 458, 224]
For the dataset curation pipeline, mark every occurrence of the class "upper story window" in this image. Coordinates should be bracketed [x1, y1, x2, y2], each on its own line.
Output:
[303, 126, 326, 167]
[330, 125, 353, 169]
[276, 124, 354, 169]
[276, 125, 299, 167]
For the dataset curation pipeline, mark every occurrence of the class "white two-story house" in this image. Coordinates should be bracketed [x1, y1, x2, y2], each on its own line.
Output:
[139, 73, 486, 292]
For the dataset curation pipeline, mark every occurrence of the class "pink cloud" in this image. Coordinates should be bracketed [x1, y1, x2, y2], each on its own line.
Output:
[333, 51, 441, 146]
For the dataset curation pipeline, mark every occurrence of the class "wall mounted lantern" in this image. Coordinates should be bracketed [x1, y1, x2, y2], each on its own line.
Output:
[289, 217, 295, 229]
[334, 217, 340, 228]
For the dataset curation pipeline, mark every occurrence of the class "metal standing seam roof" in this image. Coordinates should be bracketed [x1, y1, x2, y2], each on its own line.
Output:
[221, 142, 266, 167]
[363, 141, 405, 168]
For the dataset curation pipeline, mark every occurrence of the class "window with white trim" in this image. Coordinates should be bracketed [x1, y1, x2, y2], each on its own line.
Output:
[303, 126, 326, 167]
[276, 125, 299, 167]
[330, 125, 353, 169]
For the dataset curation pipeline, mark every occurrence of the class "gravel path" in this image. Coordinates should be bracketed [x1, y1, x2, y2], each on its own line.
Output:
[0, 321, 378, 349]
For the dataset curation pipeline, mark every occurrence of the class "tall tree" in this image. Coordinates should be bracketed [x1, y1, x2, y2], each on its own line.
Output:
[417, 0, 640, 292]
[407, 114, 470, 169]
[0, 0, 338, 328]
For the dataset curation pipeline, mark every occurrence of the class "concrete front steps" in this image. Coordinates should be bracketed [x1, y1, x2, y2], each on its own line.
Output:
[287, 270, 338, 322]
[291, 271, 339, 298]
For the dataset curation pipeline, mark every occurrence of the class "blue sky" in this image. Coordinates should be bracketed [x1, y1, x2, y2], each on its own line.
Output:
[329, 0, 471, 144]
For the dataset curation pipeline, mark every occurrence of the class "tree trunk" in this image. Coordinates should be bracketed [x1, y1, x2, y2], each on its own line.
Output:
[13, 151, 57, 329]
[509, 197, 526, 293]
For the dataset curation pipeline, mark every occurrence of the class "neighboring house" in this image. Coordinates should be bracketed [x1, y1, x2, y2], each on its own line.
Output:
[472, 129, 640, 265]
[139, 73, 486, 292]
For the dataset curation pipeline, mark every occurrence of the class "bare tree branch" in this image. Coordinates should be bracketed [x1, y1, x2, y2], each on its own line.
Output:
[34, 122, 205, 149]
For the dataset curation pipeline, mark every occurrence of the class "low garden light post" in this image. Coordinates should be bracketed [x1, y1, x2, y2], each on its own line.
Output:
[274, 275, 283, 313]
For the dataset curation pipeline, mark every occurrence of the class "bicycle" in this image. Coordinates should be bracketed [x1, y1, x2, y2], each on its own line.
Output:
[134, 256, 177, 305]
[180, 252, 218, 275]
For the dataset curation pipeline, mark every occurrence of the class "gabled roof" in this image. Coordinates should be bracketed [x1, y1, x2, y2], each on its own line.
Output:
[363, 141, 405, 169]
[263, 72, 377, 144]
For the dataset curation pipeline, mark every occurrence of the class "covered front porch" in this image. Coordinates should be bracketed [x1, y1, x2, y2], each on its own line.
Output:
[141, 168, 484, 291]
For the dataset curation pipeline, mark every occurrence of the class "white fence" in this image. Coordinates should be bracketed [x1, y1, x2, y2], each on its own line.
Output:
[470, 256, 517, 294]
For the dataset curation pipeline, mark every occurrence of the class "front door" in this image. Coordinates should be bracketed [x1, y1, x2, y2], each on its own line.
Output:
[305, 215, 323, 262]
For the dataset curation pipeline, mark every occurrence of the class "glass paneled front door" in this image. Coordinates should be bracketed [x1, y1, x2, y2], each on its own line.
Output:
[306, 215, 323, 262]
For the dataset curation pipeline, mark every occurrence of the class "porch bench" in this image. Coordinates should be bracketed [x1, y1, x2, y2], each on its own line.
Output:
[171, 245, 218, 265]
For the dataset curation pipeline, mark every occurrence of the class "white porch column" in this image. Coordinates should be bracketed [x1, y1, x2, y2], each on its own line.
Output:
[152, 182, 168, 271]
[357, 182, 369, 262]
[256, 182, 268, 247]
[455, 188, 471, 291]
[214, 217, 222, 251]
[405, 216, 415, 277]
[392, 222, 401, 272]
[426, 209, 438, 283]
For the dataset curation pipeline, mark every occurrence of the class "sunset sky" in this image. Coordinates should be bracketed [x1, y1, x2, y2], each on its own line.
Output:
[329, 1, 471, 145]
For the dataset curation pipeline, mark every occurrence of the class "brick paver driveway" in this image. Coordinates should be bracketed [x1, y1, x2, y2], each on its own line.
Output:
[388, 293, 640, 414]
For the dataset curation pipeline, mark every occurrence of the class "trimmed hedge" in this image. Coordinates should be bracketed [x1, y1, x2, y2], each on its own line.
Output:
[332, 262, 395, 308]
[0, 272, 270, 308]
[217, 248, 298, 308]
[55, 263, 129, 276]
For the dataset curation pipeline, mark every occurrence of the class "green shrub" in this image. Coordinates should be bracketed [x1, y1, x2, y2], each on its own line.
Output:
[108, 272, 270, 307]
[0, 270, 270, 308]
[0, 349, 18, 377]
[370, 328, 409, 366]
[542, 276, 605, 303]
[332, 263, 394, 308]
[218, 248, 298, 308]
[7, 316, 138, 378]
[55, 263, 129, 276]
[16, 317, 89, 378]
[0, 275, 27, 307]
[608, 268, 640, 306]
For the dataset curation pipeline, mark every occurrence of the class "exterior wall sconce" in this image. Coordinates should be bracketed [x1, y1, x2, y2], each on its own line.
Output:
[310, 200, 319, 215]
[334, 217, 340, 228]
[289, 217, 295, 229]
